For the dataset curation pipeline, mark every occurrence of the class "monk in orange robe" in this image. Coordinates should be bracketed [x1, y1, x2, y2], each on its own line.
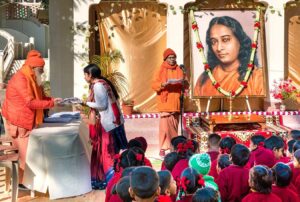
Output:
[152, 48, 187, 157]
[193, 16, 265, 97]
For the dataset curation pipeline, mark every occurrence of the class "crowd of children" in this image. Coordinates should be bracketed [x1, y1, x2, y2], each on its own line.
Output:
[104, 130, 300, 202]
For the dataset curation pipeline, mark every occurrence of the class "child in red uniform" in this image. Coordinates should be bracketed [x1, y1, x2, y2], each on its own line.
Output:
[156, 170, 177, 202]
[216, 144, 250, 202]
[128, 139, 153, 167]
[287, 139, 296, 159]
[265, 136, 290, 164]
[291, 130, 300, 140]
[161, 152, 179, 171]
[291, 149, 300, 188]
[177, 168, 206, 202]
[115, 176, 132, 202]
[209, 137, 236, 180]
[271, 163, 299, 202]
[216, 154, 232, 175]
[192, 187, 219, 202]
[242, 166, 281, 202]
[248, 135, 276, 168]
[129, 166, 161, 202]
[206, 133, 221, 162]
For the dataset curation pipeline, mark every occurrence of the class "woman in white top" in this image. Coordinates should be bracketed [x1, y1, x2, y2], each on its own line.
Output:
[83, 64, 128, 190]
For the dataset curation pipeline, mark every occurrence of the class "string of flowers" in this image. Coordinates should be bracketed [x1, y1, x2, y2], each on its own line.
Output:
[190, 8, 261, 97]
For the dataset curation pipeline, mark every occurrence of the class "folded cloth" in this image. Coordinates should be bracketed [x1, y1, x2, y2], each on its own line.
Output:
[59, 97, 82, 105]
[44, 117, 73, 123]
[50, 111, 80, 119]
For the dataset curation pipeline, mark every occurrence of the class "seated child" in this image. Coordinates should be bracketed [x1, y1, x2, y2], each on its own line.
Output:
[248, 135, 276, 168]
[192, 187, 219, 202]
[291, 130, 300, 140]
[161, 152, 179, 171]
[291, 149, 300, 187]
[170, 136, 187, 152]
[287, 139, 296, 159]
[129, 166, 160, 202]
[189, 153, 218, 191]
[242, 166, 281, 202]
[156, 170, 177, 202]
[206, 133, 221, 162]
[177, 167, 205, 202]
[209, 136, 236, 180]
[265, 136, 289, 163]
[216, 144, 250, 202]
[114, 176, 132, 202]
[128, 138, 152, 167]
[216, 154, 232, 175]
[271, 163, 299, 202]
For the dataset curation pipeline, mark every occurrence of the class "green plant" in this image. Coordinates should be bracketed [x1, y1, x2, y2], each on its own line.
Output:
[91, 50, 128, 98]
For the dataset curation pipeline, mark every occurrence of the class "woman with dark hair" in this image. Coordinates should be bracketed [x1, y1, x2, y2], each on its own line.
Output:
[83, 63, 128, 189]
[194, 16, 263, 96]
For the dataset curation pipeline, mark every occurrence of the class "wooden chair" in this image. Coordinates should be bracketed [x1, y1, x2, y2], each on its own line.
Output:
[0, 136, 19, 202]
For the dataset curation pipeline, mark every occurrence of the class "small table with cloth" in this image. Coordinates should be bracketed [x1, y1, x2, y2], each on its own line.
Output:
[22, 114, 92, 200]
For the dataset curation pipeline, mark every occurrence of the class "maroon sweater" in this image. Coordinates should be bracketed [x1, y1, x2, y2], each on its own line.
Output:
[207, 151, 219, 162]
[216, 165, 250, 202]
[272, 185, 300, 202]
[242, 192, 282, 202]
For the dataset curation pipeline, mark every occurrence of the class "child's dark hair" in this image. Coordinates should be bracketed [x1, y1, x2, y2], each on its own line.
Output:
[219, 137, 236, 154]
[231, 144, 250, 166]
[291, 130, 300, 140]
[287, 139, 296, 154]
[122, 167, 135, 177]
[116, 176, 132, 202]
[217, 154, 232, 170]
[164, 152, 179, 171]
[272, 162, 292, 187]
[208, 133, 221, 147]
[293, 140, 300, 153]
[294, 149, 300, 163]
[178, 167, 205, 199]
[250, 165, 273, 194]
[192, 187, 219, 202]
[157, 170, 172, 195]
[127, 139, 143, 149]
[250, 135, 265, 146]
[171, 136, 187, 151]
[178, 139, 199, 159]
[264, 136, 284, 150]
[134, 137, 148, 152]
[114, 148, 145, 172]
[130, 166, 159, 199]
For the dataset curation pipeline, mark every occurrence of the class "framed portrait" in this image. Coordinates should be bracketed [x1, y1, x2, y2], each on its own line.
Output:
[190, 9, 267, 98]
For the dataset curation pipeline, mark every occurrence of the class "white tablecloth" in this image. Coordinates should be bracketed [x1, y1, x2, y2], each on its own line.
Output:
[23, 120, 92, 199]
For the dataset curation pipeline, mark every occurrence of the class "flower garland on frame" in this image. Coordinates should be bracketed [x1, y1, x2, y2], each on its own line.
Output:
[190, 8, 261, 98]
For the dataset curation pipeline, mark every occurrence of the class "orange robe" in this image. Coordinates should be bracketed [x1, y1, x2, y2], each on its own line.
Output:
[194, 65, 264, 96]
[152, 62, 184, 150]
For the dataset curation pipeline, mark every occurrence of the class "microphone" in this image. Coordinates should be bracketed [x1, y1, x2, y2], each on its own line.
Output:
[179, 64, 186, 74]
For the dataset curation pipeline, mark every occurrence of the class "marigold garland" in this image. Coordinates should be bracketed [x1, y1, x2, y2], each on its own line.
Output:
[190, 8, 261, 97]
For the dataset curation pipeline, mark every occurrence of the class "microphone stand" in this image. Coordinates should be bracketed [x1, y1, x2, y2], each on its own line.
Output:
[180, 68, 186, 137]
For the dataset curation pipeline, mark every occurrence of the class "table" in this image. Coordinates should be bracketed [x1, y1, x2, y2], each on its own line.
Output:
[23, 120, 92, 199]
[200, 114, 266, 132]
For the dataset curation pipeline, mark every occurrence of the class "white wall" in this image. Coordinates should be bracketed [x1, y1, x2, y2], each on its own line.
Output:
[49, 0, 74, 98]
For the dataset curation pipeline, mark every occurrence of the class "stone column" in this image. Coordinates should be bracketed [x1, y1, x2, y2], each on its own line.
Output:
[158, 0, 195, 64]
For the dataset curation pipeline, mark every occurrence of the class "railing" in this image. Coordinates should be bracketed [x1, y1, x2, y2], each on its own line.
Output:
[0, 30, 15, 83]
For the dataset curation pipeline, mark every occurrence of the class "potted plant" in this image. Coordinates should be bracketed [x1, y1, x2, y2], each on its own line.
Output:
[121, 98, 134, 115]
[271, 79, 300, 111]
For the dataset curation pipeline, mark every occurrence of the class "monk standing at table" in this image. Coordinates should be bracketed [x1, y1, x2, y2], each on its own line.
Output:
[2, 50, 62, 186]
[152, 48, 188, 157]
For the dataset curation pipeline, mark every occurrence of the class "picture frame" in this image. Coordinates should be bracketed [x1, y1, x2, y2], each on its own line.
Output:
[190, 9, 268, 98]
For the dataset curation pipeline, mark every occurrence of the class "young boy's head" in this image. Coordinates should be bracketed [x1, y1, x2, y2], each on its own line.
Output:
[249, 135, 265, 151]
[129, 166, 160, 201]
[157, 170, 177, 196]
[219, 137, 236, 154]
[231, 144, 250, 167]
[163, 152, 179, 171]
[293, 149, 300, 168]
[249, 165, 273, 194]
[272, 162, 292, 187]
[291, 130, 300, 140]
[217, 154, 232, 174]
[116, 176, 132, 202]
[287, 139, 296, 158]
[208, 133, 221, 150]
[192, 187, 219, 202]
[264, 136, 285, 159]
